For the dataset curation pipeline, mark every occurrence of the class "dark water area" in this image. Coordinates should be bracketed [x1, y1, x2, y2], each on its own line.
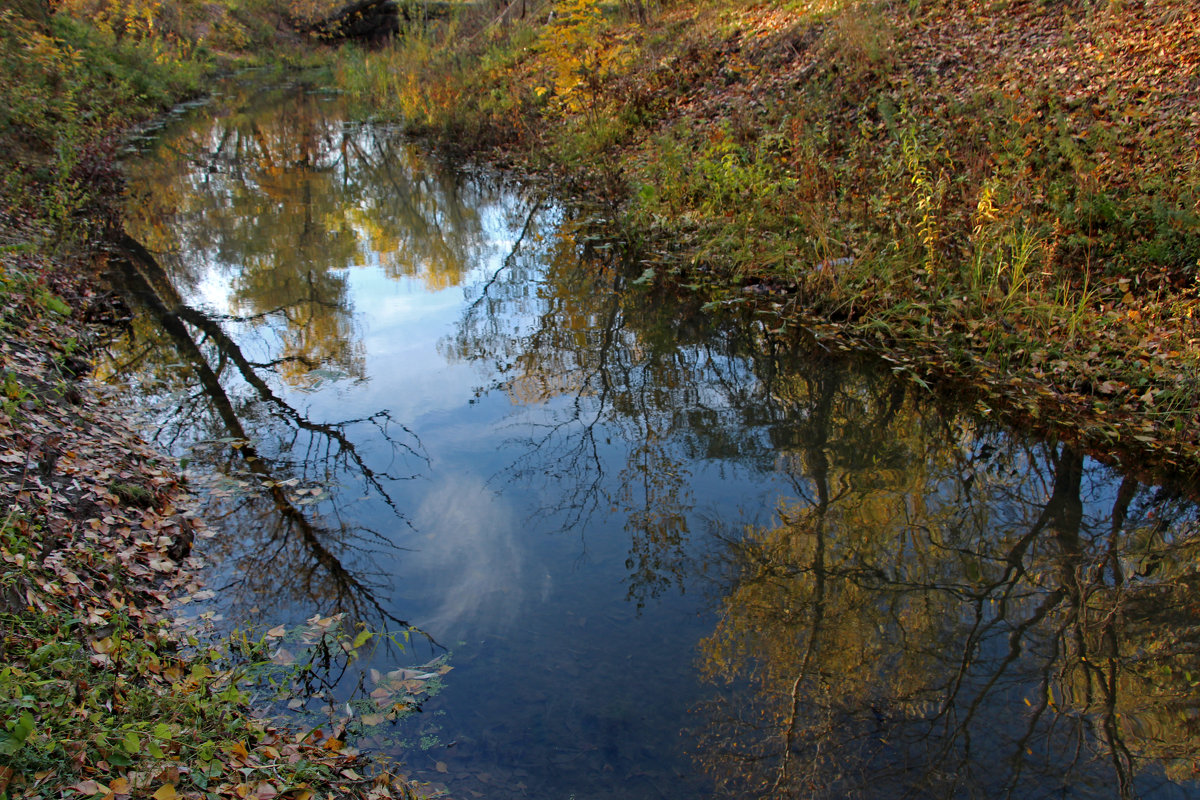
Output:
[106, 80, 1200, 799]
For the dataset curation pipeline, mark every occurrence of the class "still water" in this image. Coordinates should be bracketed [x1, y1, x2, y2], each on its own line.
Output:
[108, 80, 1200, 799]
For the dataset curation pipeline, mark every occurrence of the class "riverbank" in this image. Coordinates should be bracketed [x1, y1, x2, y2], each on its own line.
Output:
[2, 0, 1197, 793]
[0, 4, 426, 798]
[334, 0, 1200, 484]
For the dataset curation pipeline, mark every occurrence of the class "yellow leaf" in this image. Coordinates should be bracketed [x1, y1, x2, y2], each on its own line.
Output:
[109, 777, 131, 795]
[153, 785, 178, 800]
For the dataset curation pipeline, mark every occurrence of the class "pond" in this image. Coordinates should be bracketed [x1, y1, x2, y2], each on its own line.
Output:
[107, 78, 1200, 799]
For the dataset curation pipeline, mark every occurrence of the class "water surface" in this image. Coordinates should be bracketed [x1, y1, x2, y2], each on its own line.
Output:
[109, 80, 1200, 799]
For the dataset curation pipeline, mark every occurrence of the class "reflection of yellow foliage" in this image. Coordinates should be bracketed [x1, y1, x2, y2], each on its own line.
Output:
[124, 87, 490, 390]
[501, 231, 624, 405]
[698, 434, 1200, 795]
[1054, 572, 1200, 783]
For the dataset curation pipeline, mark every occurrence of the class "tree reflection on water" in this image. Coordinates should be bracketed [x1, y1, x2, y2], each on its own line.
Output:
[695, 361, 1200, 798]
[108, 82, 504, 630]
[109, 234, 427, 629]
[123, 81, 492, 390]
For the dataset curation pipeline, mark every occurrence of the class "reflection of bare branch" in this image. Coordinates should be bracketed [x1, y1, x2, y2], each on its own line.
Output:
[469, 198, 543, 309]
[248, 354, 321, 370]
[772, 374, 834, 794]
[113, 232, 433, 638]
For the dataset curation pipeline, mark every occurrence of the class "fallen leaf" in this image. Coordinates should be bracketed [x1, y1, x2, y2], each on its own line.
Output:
[152, 785, 178, 800]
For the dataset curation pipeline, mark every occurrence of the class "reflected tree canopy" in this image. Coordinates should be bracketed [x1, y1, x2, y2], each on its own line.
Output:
[106, 235, 428, 629]
[108, 83, 522, 630]
[695, 362, 1200, 798]
[124, 82, 494, 390]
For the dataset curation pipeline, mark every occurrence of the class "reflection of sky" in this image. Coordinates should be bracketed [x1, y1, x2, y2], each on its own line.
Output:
[349, 266, 484, 421]
[190, 268, 237, 314]
[409, 473, 526, 633]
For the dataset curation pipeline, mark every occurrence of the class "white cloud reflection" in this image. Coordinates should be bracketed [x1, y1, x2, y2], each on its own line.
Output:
[411, 473, 525, 635]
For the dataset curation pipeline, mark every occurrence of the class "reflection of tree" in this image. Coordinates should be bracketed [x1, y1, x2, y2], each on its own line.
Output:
[123, 83, 494, 390]
[445, 225, 729, 602]
[695, 356, 1200, 798]
[109, 233, 427, 630]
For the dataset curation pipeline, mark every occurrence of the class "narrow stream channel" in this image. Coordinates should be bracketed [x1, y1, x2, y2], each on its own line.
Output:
[105, 79, 1200, 799]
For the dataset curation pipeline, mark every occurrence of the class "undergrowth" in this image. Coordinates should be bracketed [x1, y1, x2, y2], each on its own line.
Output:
[0, 503, 424, 797]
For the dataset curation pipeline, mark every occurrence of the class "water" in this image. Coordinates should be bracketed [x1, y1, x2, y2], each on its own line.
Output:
[107, 79, 1200, 799]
